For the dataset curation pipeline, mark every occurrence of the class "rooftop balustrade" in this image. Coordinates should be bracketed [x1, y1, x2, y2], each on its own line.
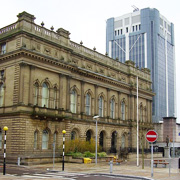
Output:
[0, 11, 151, 82]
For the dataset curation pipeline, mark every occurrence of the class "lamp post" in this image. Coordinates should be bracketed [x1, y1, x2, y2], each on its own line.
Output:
[62, 130, 66, 171]
[3, 126, 8, 175]
[137, 76, 139, 167]
[93, 115, 99, 165]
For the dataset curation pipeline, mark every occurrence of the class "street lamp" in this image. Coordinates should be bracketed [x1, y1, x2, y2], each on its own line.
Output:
[3, 126, 8, 175]
[137, 76, 139, 167]
[62, 130, 66, 171]
[93, 115, 99, 165]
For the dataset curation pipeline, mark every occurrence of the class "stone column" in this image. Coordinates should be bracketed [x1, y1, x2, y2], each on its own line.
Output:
[66, 75, 71, 111]
[19, 62, 28, 105]
[59, 74, 66, 110]
[28, 65, 35, 105]
[94, 85, 98, 115]
[81, 81, 85, 114]
[118, 92, 121, 119]
[130, 94, 135, 120]
[107, 88, 110, 117]
[150, 100, 152, 123]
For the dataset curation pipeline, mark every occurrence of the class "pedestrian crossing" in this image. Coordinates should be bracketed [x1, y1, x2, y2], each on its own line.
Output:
[19, 171, 85, 179]
[5, 172, 146, 180]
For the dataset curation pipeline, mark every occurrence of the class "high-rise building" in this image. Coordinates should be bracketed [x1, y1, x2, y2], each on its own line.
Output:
[106, 7, 176, 123]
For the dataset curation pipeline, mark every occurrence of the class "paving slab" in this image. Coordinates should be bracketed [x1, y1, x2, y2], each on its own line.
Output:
[0, 158, 179, 180]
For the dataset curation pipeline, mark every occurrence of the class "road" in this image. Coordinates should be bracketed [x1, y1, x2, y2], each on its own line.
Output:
[0, 165, 150, 180]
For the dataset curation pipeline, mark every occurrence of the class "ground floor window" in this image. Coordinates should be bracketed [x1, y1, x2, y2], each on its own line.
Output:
[42, 130, 49, 149]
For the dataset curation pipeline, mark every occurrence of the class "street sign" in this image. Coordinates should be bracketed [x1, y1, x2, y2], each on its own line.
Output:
[146, 130, 158, 143]
[146, 130, 158, 178]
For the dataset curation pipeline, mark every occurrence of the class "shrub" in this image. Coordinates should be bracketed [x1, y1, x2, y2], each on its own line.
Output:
[98, 152, 107, 157]
[84, 151, 95, 158]
[64, 138, 101, 154]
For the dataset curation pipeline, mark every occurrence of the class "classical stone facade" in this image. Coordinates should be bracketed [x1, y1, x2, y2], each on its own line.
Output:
[0, 12, 154, 163]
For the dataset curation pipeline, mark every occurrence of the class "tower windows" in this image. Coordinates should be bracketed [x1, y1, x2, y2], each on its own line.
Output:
[99, 95, 104, 117]
[85, 93, 91, 115]
[70, 90, 77, 113]
[0, 83, 4, 107]
[42, 82, 49, 107]
[0, 43, 6, 55]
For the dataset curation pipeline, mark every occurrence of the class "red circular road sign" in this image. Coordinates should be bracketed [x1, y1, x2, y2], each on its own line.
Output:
[146, 130, 158, 143]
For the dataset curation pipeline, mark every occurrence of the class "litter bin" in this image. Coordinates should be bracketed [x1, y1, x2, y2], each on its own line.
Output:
[83, 158, 92, 164]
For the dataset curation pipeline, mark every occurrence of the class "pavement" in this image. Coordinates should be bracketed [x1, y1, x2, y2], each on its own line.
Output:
[0, 158, 179, 180]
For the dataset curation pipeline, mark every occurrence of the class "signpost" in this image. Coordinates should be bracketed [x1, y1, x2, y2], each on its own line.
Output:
[146, 130, 158, 178]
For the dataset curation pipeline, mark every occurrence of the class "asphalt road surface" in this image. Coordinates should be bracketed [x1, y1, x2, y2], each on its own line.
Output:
[0, 165, 147, 180]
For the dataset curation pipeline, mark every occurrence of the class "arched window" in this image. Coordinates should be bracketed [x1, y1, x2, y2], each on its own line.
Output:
[110, 98, 115, 119]
[42, 82, 49, 107]
[111, 131, 117, 153]
[53, 87, 57, 109]
[70, 90, 77, 113]
[121, 101, 125, 120]
[98, 96, 103, 117]
[99, 131, 104, 148]
[42, 129, 49, 149]
[86, 130, 92, 142]
[85, 93, 91, 115]
[34, 131, 38, 149]
[34, 83, 39, 105]
[71, 130, 77, 140]
[0, 128, 2, 149]
[0, 83, 4, 107]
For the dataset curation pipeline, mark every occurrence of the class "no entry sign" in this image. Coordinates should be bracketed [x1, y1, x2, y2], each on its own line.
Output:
[146, 130, 158, 143]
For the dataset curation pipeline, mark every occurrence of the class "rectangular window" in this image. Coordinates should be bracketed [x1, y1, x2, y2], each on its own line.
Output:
[139, 24, 141, 30]
[126, 27, 128, 33]
[121, 29, 123, 34]
[0, 70, 4, 80]
[1, 43, 6, 55]
[85, 94, 91, 115]
[0, 84, 4, 107]
[70, 91, 76, 113]
[133, 26, 134, 32]
[42, 130, 49, 150]
[115, 31, 117, 36]
[110, 99, 115, 119]
[118, 30, 119, 36]
[136, 25, 138, 31]
[99, 97, 103, 117]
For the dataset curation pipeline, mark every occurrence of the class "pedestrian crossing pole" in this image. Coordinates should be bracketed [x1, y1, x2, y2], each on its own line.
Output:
[3, 126, 8, 175]
[62, 130, 66, 171]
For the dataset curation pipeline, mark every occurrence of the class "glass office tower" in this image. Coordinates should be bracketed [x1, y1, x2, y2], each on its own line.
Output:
[106, 8, 176, 123]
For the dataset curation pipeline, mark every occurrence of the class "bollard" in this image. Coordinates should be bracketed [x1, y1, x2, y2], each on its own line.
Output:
[109, 160, 113, 173]
[62, 130, 66, 171]
[3, 126, 8, 175]
[17, 157, 20, 166]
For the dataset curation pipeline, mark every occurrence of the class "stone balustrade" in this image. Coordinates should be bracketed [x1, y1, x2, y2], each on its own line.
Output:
[0, 12, 151, 84]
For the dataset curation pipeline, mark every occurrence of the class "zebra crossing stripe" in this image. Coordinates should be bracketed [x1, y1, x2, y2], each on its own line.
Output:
[21, 175, 48, 178]
[21, 172, 79, 179]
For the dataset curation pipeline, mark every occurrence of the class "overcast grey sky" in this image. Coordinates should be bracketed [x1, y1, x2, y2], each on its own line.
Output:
[1, 0, 180, 122]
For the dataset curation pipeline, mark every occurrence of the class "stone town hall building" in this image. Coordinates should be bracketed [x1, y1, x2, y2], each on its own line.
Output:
[0, 12, 154, 164]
